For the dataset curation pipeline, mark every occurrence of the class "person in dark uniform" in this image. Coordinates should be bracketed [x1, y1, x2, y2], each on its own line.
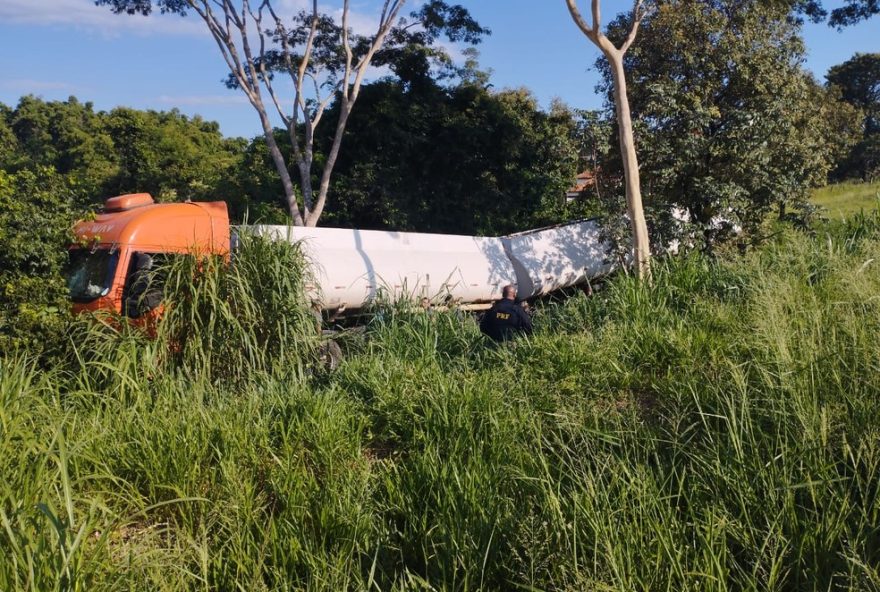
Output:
[480, 284, 533, 343]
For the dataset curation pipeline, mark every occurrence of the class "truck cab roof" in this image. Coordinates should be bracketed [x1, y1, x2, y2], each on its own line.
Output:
[74, 193, 229, 254]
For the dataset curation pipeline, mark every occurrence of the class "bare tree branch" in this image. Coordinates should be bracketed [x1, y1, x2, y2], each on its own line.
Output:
[620, 0, 646, 53]
[565, 0, 598, 43]
[249, 5, 292, 128]
[264, 2, 307, 174]
[104, 0, 484, 226]
[199, 0, 305, 225]
[341, 0, 353, 102]
[307, 0, 406, 225]
[192, 1, 256, 101]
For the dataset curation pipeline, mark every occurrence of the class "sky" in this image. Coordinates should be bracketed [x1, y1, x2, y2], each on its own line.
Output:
[0, 0, 876, 139]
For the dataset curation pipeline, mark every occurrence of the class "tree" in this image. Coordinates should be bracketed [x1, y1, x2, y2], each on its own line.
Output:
[103, 107, 243, 201]
[785, 0, 879, 26]
[827, 53, 880, 180]
[0, 167, 77, 354]
[828, 53, 880, 132]
[599, 0, 862, 243]
[224, 129, 291, 223]
[2, 96, 246, 206]
[5, 96, 117, 198]
[318, 80, 578, 235]
[571, 109, 613, 203]
[97, 0, 485, 227]
[565, 0, 652, 280]
[826, 0, 879, 26]
[0, 105, 19, 171]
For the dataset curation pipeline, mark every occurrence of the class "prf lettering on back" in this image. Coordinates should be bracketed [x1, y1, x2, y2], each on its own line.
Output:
[496, 312, 511, 320]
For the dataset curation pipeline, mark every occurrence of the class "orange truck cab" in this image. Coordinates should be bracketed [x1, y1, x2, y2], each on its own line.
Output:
[67, 193, 230, 317]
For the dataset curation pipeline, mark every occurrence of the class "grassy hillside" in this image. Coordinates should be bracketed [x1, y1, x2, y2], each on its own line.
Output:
[3, 219, 880, 590]
[812, 180, 880, 219]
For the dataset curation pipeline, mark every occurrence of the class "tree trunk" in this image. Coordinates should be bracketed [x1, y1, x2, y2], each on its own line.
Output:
[306, 98, 355, 226]
[608, 52, 651, 279]
[257, 110, 304, 225]
[296, 154, 314, 221]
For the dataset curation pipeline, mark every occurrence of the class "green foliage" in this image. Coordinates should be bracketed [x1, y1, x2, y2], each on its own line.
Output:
[827, 52, 880, 181]
[828, 52, 880, 124]
[320, 81, 578, 234]
[784, 0, 878, 26]
[0, 167, 77, 354]
[97, 0, 489, 227]
[4, 95, 117, 201]
[1, 88, 580, 235]
[4, 215, 880, 589]
[0, 105, 20, 169]
[811, 179, 880, 218]
[825, 0, 880, 26]
[599, 0, 863, 244]
[223, 130, 291, 223]
[103, 107, 244, 202]
[1, 96, 245, 207]
[157, 231, 321, 383]
[0, 91, 575, 233]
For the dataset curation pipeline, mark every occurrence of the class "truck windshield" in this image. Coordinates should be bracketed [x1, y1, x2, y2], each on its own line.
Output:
[66, 249, 119, 303]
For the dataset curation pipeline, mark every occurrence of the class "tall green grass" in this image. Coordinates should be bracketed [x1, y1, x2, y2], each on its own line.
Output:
[3, 217, 880, 589]
[65, 232, 322, 393]
[811, 180, 880, 219]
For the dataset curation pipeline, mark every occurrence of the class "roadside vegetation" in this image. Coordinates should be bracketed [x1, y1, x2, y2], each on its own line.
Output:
[812, 180, 880, 219]
[1, 3, 878, 587]
[3, 211, 879, 590]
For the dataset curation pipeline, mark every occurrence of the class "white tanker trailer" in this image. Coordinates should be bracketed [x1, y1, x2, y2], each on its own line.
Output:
[251, 218, 615, 314]
[68, 194, 617, 318]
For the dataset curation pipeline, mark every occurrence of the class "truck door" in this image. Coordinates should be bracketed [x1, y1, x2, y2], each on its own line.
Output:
[122, 252, 174, 318]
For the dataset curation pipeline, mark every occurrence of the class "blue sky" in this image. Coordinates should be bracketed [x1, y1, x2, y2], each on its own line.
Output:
[0, 0, 875, 139]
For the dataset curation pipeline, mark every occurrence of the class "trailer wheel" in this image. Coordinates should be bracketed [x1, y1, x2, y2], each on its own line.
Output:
[318, 340, 343, 372]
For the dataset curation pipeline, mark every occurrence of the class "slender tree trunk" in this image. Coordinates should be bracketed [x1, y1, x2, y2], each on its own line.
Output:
[608, 52, 651, 279]
[306, 99, 355, 226]
[565, 0, 651, 280]
[296, 151, 314, 221]
[258, 108, 304, 226]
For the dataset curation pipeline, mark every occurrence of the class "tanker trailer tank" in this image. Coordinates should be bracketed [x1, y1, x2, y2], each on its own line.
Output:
[249, 225, 519, 313]
[501, 219, 616, 299]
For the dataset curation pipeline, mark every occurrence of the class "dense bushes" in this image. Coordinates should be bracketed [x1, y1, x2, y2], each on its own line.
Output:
[3, 216, 880, 589]
[0, 96, 243, 205]
[68, 232, 324, 392]
[0, 93, 578, 235]
[0, 167, 77, 354]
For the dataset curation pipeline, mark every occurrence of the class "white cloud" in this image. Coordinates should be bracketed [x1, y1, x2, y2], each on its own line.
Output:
[262, 0, 399, 37]
[156, 94, 249, 106]
[0, 0, 464, 62]
[0, 79, 79, 93]
[0, 0, 204, 37]
[276, 0, 311, 13]
[0, 0, 409, 42]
